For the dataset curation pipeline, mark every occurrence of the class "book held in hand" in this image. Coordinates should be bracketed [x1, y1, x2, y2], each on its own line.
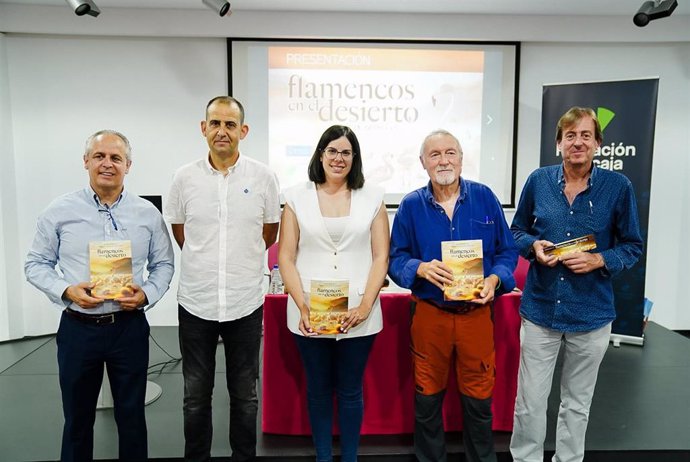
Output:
[89, 240, 133, 299]
[442, 239, 484, 301]
[309, 279, 349, 335]
[542, 234, 597, 257]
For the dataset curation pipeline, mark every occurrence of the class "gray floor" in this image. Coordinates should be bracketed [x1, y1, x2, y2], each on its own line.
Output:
[1, 322, 690, 461]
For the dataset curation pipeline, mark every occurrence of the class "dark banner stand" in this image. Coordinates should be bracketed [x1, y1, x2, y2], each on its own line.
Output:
[540, 78, 659, 346]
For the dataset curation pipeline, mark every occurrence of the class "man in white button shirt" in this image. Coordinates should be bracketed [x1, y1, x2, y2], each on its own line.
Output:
[165, 96, 280, 462]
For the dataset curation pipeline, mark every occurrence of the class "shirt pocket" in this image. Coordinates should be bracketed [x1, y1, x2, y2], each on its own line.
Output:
[119, 224, 152, 260]
[584, 205, 612, 237]
[470, 220, 497, 255]
[230, 184, 265, 224]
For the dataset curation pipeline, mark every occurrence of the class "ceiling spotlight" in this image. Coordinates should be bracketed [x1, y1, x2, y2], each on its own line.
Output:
[65, 0, 100, 17]
[633, 0, 678, 27]
[202, 0, 232, 17]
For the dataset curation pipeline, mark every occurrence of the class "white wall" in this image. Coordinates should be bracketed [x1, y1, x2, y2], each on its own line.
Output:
[0, 32, 19, 340]
[5, 35, 227, 337]
[1, 6, 689, 338]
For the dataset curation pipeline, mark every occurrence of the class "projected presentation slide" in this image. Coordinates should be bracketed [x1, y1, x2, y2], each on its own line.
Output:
[231, 40, 518, 205]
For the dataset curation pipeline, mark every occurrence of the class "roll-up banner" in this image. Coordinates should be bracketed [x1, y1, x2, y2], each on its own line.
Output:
[540, 78, 658, 342]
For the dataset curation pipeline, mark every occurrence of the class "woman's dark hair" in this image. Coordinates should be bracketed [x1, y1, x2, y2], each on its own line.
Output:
[307, 125, 365, 190]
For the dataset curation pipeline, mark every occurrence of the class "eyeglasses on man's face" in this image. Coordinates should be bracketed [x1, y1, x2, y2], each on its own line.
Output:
[322, 147, 354, 160]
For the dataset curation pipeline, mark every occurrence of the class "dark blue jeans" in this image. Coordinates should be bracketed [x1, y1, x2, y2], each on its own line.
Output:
[293, 333, 377, 462]
[178, 305, 262, 462]
[56, 309, 149, 462]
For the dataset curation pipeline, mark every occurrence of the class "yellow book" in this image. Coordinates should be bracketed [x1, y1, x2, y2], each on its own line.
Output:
[89, 240, 133, 299]
[543, 234, 597, 257]
[309, 280, 349, 335]
[442, 240, 484, 301]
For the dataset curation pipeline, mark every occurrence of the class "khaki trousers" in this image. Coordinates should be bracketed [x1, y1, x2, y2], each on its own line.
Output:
[510, 318, 611, 462]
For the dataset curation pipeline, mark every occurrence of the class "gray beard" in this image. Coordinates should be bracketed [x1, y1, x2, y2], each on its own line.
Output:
[435, 172, 456, 185]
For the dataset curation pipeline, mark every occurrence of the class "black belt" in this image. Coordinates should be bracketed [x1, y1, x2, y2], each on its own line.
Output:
[65, 307, 140, 325]
[421, 298, 484, 315]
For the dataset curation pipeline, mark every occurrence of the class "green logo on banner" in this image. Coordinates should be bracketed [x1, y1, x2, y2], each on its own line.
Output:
[592, 105, 636, 172]
[597, 107, 615, 132]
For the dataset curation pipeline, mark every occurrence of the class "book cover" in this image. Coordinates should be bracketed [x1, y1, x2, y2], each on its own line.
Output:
[442, 239, 484, 301]
[543, 234, 597, 257]
[309, 279, 349, 335]
[89, 240, 133, 299]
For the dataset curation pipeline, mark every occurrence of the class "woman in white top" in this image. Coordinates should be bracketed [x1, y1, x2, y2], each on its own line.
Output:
[279, 125, 390, 462]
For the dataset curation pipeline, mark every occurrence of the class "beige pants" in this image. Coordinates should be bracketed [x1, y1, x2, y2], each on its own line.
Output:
[510, 318, 611, 462]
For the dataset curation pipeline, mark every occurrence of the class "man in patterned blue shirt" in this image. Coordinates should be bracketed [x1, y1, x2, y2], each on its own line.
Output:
[509, 107, 643, 462]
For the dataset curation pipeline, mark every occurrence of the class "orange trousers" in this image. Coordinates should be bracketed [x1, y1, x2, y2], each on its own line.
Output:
[410, 299, 495, 399]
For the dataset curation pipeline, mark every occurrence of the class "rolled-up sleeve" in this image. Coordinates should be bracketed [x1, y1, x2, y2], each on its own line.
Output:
[164, 174, 185, 224]
[264, 172, 281, 224]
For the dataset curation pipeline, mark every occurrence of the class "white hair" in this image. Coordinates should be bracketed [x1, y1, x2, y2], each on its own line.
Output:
[419, 129, 463, 158]
[84, 129, 132, 161]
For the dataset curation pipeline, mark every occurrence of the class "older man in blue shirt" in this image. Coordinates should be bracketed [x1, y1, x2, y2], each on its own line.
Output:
[509, 107, 643, 462]
[25, 130, 175, 462]
[389, 129, 517, 462]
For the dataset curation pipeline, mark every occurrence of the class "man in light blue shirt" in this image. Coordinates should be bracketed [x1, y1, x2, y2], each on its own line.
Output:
[25, 130, 174, 462]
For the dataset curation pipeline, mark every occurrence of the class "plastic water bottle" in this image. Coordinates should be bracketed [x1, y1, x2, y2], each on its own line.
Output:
[269, 264, 284, 294]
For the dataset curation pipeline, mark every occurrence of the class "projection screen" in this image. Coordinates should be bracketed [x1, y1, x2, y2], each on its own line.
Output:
[229, 39, 519, 206]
